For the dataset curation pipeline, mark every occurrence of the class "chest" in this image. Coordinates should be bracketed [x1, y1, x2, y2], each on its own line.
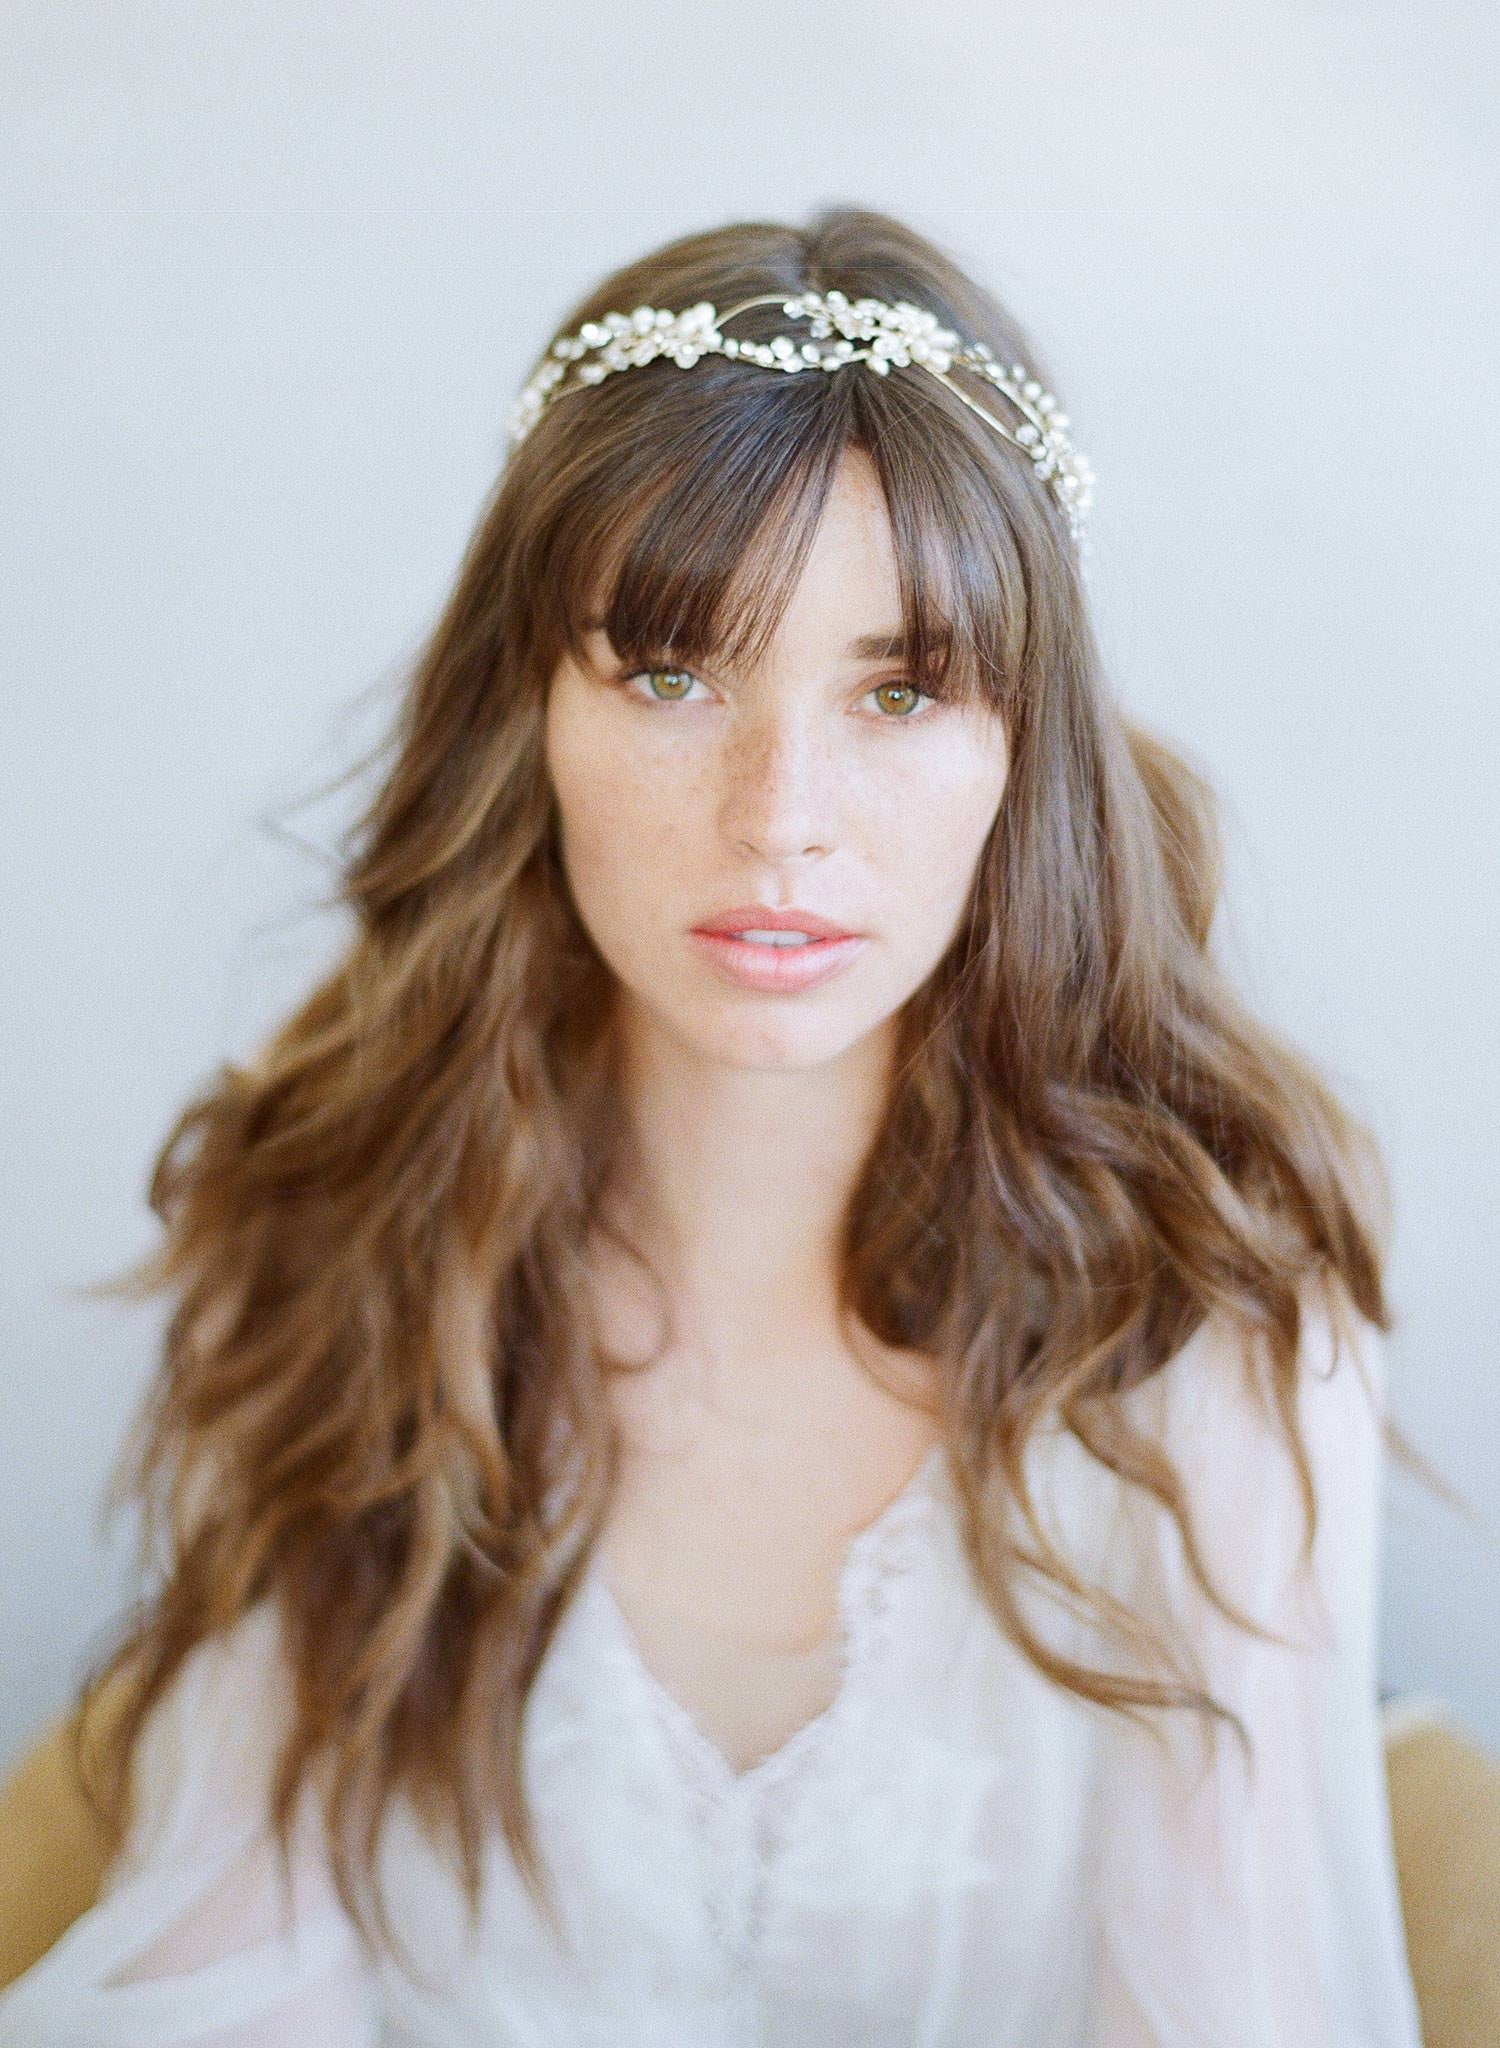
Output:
[591, 1377, 943, 1776]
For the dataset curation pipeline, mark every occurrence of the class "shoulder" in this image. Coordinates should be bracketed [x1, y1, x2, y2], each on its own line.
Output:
[1122, 1272, 1387, 1484]
[109, 1598, 303, 1883]
[1107, 1273, 1392, 1650]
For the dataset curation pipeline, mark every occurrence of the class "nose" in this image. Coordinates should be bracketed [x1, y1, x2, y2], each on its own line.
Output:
[720, 706, 834, 864]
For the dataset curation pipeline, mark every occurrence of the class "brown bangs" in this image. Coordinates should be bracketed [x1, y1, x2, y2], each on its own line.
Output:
[522, 341, 1038, 718]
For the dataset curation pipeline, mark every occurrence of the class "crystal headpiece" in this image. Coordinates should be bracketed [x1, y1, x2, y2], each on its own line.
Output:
[506, 288, 1095, 553]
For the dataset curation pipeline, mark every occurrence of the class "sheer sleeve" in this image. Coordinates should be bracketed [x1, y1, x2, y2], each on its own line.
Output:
[1087, 1284, 1425, 2046]
[0, 1601, 380, 2047]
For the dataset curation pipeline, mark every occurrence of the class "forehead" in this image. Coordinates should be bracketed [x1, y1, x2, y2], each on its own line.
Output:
[763, 454, 902, 642]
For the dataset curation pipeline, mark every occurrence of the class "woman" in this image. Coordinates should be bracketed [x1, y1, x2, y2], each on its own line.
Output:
[0, 204, 1428, 2044]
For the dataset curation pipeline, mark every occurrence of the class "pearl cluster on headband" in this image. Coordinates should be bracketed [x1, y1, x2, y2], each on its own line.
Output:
[505, 288, 1095, 552]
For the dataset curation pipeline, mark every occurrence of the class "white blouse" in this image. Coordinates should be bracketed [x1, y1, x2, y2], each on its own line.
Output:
[0, 1294, 1425, 2046]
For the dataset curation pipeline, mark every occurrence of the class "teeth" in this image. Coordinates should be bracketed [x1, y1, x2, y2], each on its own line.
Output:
[735, 929, 816, 947]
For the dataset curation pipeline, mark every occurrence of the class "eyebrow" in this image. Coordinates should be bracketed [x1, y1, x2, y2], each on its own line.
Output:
[845, 629, 944, 660]
[582, 617, 946, 662]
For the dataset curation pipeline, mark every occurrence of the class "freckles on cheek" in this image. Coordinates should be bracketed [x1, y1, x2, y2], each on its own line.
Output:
[559, 741, 692, 896]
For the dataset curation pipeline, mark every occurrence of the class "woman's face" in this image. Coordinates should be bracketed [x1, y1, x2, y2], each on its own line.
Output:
[543, 446, 1011, 1072]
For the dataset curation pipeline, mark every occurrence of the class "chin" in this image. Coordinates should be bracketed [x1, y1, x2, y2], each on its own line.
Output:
[674, 996, 892, 1074]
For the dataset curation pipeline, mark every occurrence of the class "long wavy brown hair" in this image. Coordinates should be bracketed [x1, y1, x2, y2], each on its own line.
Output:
[67, 203, 1456, 1989]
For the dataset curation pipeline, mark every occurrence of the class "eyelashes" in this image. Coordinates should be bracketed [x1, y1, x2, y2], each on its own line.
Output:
[617, 665, 943, 721]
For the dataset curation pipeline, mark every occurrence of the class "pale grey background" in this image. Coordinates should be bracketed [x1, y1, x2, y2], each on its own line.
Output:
[2, 1, 1496, 1767]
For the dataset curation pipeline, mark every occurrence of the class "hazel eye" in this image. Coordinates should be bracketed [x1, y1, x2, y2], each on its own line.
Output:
[618, 666, 939, 718]
[622, 667, 706, 705]
[867, 680, 936, 719]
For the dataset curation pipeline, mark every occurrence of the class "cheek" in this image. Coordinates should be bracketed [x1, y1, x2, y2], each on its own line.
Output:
[546, 703, 692, 920]
[858, 749, 1006, 977]
[873, 732, 1008, 895]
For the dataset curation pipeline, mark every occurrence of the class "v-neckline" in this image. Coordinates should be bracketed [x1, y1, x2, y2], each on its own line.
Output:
[584, 1439, 948, 1794]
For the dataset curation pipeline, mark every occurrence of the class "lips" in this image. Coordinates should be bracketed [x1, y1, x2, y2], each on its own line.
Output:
[687, 929, 867, 991]
[691, 904, 862, 940]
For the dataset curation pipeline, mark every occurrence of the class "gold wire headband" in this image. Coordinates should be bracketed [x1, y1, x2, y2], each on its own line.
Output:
[506, 288, 1095, 554]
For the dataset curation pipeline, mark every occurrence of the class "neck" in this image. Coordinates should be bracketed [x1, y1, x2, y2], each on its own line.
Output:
[596, 1002, 900, 1380]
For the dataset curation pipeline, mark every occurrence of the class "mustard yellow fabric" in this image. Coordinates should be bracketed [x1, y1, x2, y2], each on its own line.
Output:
[1385, 1704, 1500, 2048]
[0, 1706, 116, 1993]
